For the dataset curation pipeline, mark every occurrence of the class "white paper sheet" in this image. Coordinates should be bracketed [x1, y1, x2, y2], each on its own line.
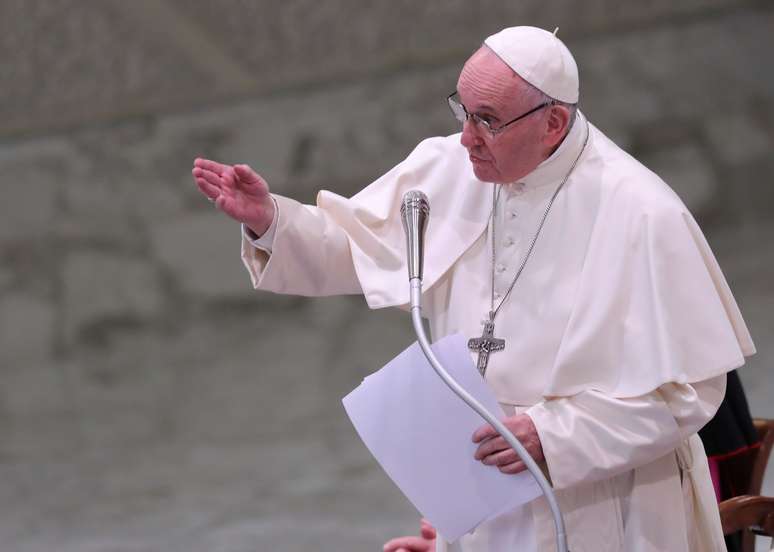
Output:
[342, 333, 542, 542]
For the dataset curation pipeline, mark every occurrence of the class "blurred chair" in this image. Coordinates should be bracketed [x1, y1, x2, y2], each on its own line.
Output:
[718, 419, 774, 552]
[750, 420, 774, 497]
[719, 495, 774, 550]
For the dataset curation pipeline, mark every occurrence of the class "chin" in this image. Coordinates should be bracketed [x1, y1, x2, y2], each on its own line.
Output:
[472, 164, 501, 184]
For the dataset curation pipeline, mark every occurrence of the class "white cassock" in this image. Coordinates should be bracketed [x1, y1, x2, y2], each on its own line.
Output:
[240, 111, 755, 551]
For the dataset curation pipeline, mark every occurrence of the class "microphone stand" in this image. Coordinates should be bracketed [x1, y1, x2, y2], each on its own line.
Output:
[401, 191, 569, 552]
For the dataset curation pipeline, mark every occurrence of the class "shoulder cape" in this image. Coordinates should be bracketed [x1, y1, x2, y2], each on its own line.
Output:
[312, 121, 754, 399]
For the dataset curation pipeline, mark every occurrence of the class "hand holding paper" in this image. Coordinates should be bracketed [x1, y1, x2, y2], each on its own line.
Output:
[473, 414, 544, 475]
[342, 333, 542, 542]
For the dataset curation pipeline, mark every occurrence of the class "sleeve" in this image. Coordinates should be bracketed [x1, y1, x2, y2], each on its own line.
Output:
[525, 374, 727, 490]
[241, 194, 362, 296]
[242, 196, 279, 254]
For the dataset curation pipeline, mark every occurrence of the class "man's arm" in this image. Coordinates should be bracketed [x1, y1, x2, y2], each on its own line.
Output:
[192, 158, 361, 297]
[240, 194, 362, 296]
[471, 375, 726, 488]
[524, 374, 726, 489]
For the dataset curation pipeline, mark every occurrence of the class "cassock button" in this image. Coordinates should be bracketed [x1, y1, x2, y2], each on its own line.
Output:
[503, 236, 514, 247]
[496, 263, 506, 273]
[508, 211, 518, 219]
[494, 292, 501, 299]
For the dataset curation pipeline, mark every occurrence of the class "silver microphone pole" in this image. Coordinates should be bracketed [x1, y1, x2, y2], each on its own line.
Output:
[400, 190, 569, 552]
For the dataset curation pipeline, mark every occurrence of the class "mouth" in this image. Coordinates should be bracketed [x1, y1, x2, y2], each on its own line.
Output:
[469, 153, 489, 164]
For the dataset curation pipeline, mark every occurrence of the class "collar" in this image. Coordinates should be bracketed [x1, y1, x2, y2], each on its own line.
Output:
[506, 109, 589, 192]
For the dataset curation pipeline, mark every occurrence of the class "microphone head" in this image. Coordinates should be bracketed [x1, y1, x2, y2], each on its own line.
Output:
[400, 190, 430, 226]
[400, 190, 430, 280]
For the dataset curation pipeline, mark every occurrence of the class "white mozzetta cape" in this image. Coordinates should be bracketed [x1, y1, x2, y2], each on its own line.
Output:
[241, 111, 755, 551]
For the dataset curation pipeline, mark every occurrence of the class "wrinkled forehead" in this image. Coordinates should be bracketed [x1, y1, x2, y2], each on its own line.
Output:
[457, 45, 529, 112]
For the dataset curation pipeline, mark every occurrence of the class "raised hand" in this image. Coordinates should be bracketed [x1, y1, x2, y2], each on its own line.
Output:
[383, 518, 437, 552]
[192, 158, 276, 236]
[472, 413, 543, 474]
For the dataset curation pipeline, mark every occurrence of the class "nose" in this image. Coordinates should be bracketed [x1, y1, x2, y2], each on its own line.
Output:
[460, 118, 484, 149]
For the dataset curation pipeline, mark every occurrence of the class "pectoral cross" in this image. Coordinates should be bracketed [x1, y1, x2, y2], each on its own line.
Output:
[468, 315, 505, 376]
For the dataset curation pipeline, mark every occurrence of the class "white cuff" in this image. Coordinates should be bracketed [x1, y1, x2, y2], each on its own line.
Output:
[242, 196, 279, 254]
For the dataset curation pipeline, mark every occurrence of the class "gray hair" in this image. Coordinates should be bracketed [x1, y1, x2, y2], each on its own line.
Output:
[519, 78, 578, 132]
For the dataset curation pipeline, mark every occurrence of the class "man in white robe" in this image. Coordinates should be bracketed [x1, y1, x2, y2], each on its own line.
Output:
[191, 26, 755, 552]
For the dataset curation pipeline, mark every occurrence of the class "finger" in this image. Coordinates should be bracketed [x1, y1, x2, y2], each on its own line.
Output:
[212, 195, 245, 224]
[234, 164, 269, 195]
[233, 164, 261, 184]
[192, 168, 223, 188]
[472, 423, 497, 443]
[498, 461, 526, 474]
[420, 525, 436, 540]
[383, 536, 432, 551]
[213, 194, 248, 223]
[214, 194, 229, 212]
[192, 167, 224, 189]
[419, 518, 435, 533]
[194, 176, 221, 200]
[220, 166, 236, 192]
[474, 436, 507, 460]
[194, 158, 229, 175]
[483, 448, 519, 467]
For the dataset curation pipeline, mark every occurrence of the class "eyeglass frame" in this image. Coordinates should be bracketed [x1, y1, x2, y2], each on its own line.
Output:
[447, 91, 554, 136]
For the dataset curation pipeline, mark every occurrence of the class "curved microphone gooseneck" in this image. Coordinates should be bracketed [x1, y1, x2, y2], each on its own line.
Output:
[400, 190, 569, 552]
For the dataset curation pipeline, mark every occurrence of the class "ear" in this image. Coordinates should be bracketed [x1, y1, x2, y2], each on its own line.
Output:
[543, 105, 571, 148]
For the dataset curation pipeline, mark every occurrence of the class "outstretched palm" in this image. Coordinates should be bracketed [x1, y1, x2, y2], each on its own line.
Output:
[192, 158, 275, 235]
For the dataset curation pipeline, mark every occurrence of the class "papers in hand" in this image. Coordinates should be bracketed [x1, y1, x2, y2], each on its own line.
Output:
[342, 333, 542, 542]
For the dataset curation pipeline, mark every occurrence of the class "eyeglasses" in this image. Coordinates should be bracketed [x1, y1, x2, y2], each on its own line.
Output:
[447, 91, 553, 136]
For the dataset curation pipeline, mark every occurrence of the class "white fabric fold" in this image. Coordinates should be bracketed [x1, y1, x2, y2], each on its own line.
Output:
[525, 375, 726, 491]
[316, 135, 492, 308]
[676, 434, 728, 551]
[524, 377, 725, 551]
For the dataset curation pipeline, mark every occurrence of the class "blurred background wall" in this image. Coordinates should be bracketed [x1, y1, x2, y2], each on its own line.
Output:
[0, 1, 772, 550]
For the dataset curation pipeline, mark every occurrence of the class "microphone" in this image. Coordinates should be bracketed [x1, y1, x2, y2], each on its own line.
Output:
[400, 190, 430, 281]
[398, 189, 569, 552]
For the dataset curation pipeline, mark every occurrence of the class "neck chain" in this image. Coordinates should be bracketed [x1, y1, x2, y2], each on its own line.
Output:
[468, 122, 590, 376]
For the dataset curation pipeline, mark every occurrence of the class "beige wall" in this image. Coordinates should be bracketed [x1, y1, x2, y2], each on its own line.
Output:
[0, 1, 772, 550]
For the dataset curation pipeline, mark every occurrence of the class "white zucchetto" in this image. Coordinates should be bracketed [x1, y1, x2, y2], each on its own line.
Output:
[484, 26, 579, 104]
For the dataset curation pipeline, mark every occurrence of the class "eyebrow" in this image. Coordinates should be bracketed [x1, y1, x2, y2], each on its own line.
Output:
[472, 103, 500, 119]
[476, 103, 498, 112]
[455, 91, 501, 119]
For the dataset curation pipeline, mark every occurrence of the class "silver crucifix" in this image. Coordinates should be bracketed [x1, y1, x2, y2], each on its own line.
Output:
[468, 317, 505, 376]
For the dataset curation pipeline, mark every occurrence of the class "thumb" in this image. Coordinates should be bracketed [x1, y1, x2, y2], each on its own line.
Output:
[233, 164, 269, 197]
[420, 518, 436, 539]
[233, 164, 262, 184]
